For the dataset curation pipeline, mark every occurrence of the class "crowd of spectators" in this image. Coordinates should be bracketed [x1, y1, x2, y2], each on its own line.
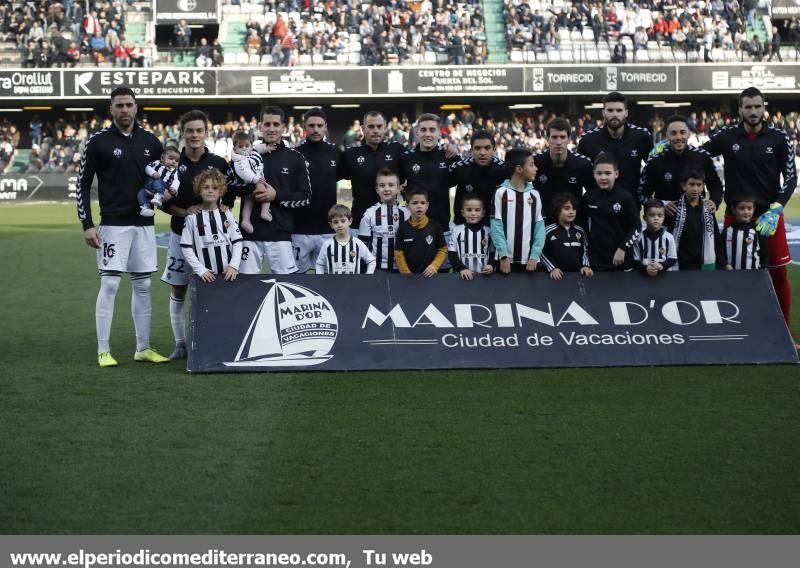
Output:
[236, 0, 487, 66]
[504, 0, 800, 63]
[9, 105, 800, 174]
[0, 0, 162, 68]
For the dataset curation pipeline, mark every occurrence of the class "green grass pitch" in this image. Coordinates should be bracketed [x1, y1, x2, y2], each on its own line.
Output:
[0, 202, 798, 534]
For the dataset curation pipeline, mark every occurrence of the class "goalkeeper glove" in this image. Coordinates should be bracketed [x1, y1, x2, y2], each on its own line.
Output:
[649, 139, 670, 159]
[755, 202, 783, 236]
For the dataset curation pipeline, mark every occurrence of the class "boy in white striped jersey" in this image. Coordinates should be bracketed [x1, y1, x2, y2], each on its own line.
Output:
[180, 168, 243, 283]
[358, 168, 409, 271]
[491, 148, 545, 274]
[634, 199, 678, 277]
[449, 195, 493, 280]
[721, 195, 769, 271]
[317, 204, 376, 274]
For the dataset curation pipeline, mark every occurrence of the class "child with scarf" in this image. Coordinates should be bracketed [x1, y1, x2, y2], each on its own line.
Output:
[666, 169, 723, 270]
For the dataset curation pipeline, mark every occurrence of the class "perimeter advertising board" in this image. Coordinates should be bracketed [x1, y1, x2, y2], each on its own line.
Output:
[188, 271, 798, 373]
[0, 173, 84, 201]
[63, 69, 217, 98]
[217, 69, 369, 97]
[372, 66, 525, 95]
[0, 70, 60, 99]
[679, 64, 800, 91]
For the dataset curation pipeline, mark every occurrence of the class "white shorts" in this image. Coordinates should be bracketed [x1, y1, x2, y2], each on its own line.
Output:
[239, 240, 298, 274]
[160, 232, 191, 286]
[96, 225, 157, 274]
[291, 233, 332, 273]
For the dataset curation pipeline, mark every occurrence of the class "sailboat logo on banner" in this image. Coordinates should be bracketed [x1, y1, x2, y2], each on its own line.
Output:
[224, 280, 338, 367]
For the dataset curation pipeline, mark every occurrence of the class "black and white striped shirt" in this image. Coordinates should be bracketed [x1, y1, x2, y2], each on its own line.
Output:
[358, 201, 409, 270]
[633, 228, 678, 271]
[721, 223, 768, 270]
[145, 159, 180, 193]
[231, 149, 265, 185]
[491, 182, 543, 264]
[315, 237, 376, 274]
[449, 224, 491, 273]
[180, 209, 243, 275]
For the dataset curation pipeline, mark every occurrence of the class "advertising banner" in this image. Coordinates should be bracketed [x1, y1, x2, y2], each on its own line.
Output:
[679, 64, 800, 91]
[63, 69, 217, 98]
[0, 70, 60, 99]
[526, 66, 602, 92]
[217, 68, 369, 97]
[188, 271, 798, 373]
[0, 173, 85, 201]
[771, 0, 800, 17]
[603, 65, 677, 91]
[155, 0, 218, 23]
[372, 66, 525, 95]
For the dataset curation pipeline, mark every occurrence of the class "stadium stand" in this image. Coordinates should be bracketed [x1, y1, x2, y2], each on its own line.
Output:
[503, 0, 800, 63]
[0, 0, 798, 67]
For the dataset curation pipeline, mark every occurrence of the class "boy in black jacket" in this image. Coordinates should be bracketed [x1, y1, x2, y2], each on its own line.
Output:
[540, 193, 593, 280]
[395, 189, 448, 277]
[582, 152, 640, 271]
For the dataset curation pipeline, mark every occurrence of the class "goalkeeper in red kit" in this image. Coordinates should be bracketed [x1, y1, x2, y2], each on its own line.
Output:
[703, 87, 797, 345]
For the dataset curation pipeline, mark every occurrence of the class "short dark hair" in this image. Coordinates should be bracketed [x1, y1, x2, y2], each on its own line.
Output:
[733, 193, 757, 208]
[363, 110, 386, 124]
[406, 188, 429, 201]
[551, 192, 580, 221]
[505, 148, 533, 175]
[461, 194, 486, 209]
[110, 86, 135, 101]
[643, 198, 666, 214]
[681, 168, 705, 183]
[470, 130, 495, 147]
[546, 117, 571, 137]
[179, 110, 208, 133]
[303, 107, 327, 123]
[260, 105, 285, 124]
[162, 145, 180, 157]
[328, 204, 351, 221]
[603, 91, 627, 107]
[664, 114, 689, 130]
[593, 151, 618, 170]
[739, 86, 764, 105]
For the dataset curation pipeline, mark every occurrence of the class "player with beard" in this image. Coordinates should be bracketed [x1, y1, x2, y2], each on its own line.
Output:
[337, 110, 405, 227]
[533, 118, 593, 222]
[577, 91, 652, 199]
[400, 113, 460, 235]
[449, 130, 506, 225]
[77, 86, 169, 367]
[638, 114, 722, 214]
[703, 87, 796, 340]
[160, 110, 229, 360]
[293, 108, 343, 272]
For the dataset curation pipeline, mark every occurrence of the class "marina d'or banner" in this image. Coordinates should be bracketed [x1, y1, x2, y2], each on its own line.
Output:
[188, 271, 798, 373]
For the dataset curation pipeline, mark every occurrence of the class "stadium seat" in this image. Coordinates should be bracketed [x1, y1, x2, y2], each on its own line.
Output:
[236, 52, 249, 64]
[348, 52, 361, 64]
[260, 54, 273, 65]
[223, 52, 237, 65]
[299, 54, 312, 65]
[510, 49, 523, 63]
[547, 50, 561, 62]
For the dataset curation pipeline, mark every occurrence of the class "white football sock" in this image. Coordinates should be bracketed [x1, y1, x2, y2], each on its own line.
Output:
[169, 294, 186, 344]
[130, 274, 152, 352]
[96, 274, 121, 354]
